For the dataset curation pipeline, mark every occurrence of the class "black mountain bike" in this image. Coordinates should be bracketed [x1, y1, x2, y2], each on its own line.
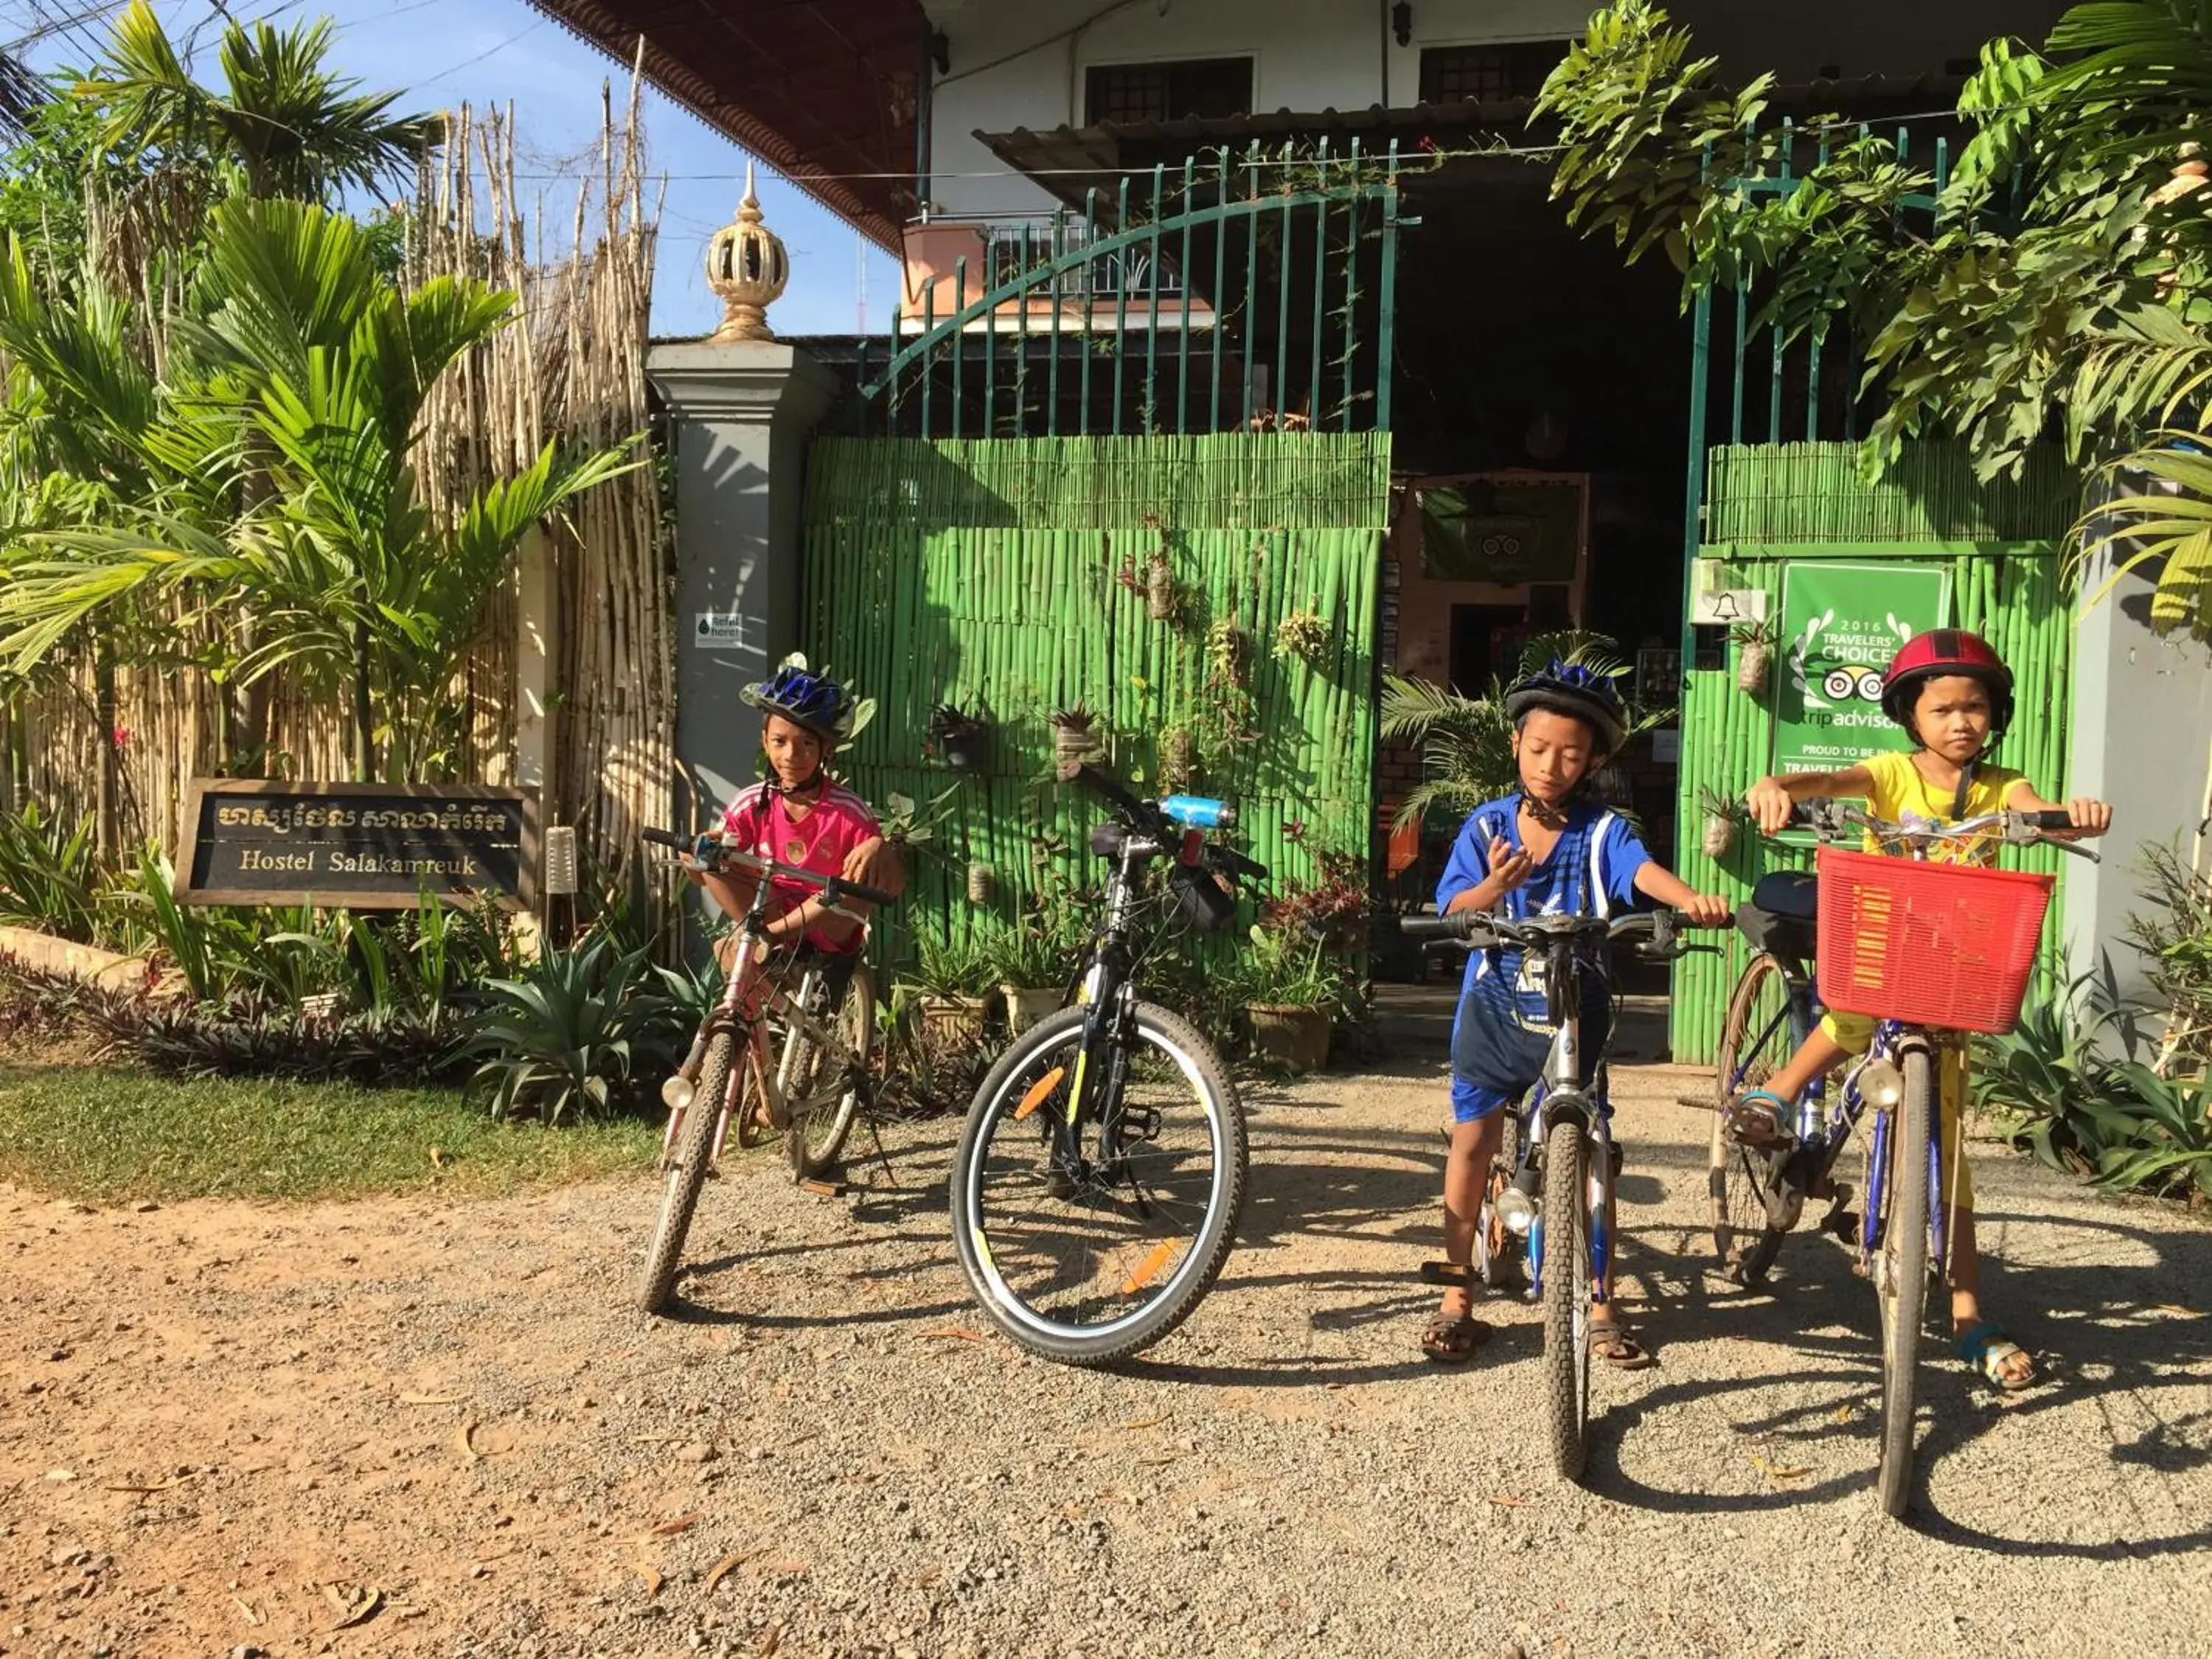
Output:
[948, 763, 1268, 1366]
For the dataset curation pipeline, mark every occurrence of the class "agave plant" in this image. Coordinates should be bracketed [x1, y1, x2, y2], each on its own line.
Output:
[1380, 632, 1668, 831]
[459, 936, 676, 1124]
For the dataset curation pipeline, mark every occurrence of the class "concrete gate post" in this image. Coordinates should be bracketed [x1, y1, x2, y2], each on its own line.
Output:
[645, 341, 839, 824]
[2064, 548, 2212, 1048]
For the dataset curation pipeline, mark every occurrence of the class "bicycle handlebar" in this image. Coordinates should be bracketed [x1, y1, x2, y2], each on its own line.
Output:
[1063, 762, 1268, 886]
[1783, 801, 2099, 863]
[639, 827, 900, 908]
[1399, 908, 1689, 956]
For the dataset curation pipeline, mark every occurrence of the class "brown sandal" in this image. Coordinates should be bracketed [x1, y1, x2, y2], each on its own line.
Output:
[1419, 1311, 1490, 1364]
[1588, 1317, 1653, 1370]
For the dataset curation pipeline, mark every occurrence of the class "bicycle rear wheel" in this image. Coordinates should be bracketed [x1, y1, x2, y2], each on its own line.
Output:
[950, 1002, 1247, 1366]
[1541, 1117, 1594, 1481]
[639, 1030, 737, 1313]
[783, 970, 873, 1179]
[1874, 1042, 1933, 1518]
[1709, 953, 1792, 1286]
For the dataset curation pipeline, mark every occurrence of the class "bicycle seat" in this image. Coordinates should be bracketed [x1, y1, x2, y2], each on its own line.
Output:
[1736, 871, 1817, 966]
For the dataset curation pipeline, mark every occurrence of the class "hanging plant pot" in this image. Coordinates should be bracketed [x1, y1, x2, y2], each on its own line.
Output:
[1701, 813, 1739, 860]
[927, 702, 990, 771]
[1736, 640, 1772, 695]
[966, 860, 997, 905]
[1146, 552, 1175, 620]
[1050, 706, 1099, 771]
[1245, 1004, 1331, 1073]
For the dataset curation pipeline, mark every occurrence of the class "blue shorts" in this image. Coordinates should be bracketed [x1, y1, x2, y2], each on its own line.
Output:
[1449, 991, 1612, 1124]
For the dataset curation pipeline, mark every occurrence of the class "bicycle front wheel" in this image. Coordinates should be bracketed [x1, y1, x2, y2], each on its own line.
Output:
[1874, 1042, 1933, 1518]
[950, 1002, 1248, 1366]
[639, 1030, 737, 1314]
[1541, 1117, 1594, 1481]
[1710, 953, 1792, 1286]
[784, 970, 873, 1180]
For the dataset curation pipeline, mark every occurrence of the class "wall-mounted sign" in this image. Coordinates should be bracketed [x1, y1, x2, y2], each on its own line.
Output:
[1691, 587, 1770, 626]
[178, 781, 537, 908]
[1770, 561, 1953, 779]
[692, 611, 757, 650]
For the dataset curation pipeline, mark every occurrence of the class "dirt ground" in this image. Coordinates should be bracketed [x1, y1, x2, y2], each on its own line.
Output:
[4, 1007, 2210, 1658]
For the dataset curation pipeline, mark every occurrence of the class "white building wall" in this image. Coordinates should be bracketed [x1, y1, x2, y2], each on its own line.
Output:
[919, 0, 2065, 220]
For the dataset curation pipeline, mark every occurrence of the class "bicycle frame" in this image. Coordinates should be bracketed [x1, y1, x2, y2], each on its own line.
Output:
[1504, 934, 1618, 1305]
[1036, 842, 1154, 1196]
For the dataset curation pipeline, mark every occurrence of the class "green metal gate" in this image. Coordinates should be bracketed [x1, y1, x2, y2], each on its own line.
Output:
[803, 433, 1389, 953]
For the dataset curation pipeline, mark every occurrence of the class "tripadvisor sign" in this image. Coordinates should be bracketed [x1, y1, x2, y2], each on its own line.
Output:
[178, 782, 538, 908]
[1770, 561, 1954, 778]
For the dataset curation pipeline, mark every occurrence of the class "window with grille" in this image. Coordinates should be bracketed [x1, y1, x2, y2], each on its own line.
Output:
[1418, 41, 1570, 105]
[1085, 57, 1253, 126]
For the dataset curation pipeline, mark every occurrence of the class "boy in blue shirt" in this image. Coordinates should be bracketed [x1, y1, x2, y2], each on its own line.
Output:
[1422, 663, 1728, 1365]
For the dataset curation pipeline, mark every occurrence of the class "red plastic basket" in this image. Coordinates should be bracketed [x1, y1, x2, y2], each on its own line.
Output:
[1814, 847, 2055, 1035]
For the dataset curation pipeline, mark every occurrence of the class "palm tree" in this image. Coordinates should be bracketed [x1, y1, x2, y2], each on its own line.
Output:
[0, 198, 636, 782]
[74, 1, 435, 204]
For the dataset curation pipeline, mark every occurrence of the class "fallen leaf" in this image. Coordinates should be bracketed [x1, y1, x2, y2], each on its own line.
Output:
[105, 1478, 184, 1494]
[757, 1628, 782, 1656]
[43, 1469, 77, 1482]
[1486, 1495, 1531, 1509]
[1135, 1455, 1178, 1468]
[1119, 1413, 1170, 1430]
[646, 1512, 702, 1537]
[917, 1328, 986, 1343]
[456, 1419, 484, 1462]
[1750, 1452, 1812, 1481]
[232, 1594, 261, 1626]
[400, 1393, 463, 1407]
[637, 1566, 663, 1597]
[704, 1550, 754, 1593]
[1832, 1403, 1857, 1425]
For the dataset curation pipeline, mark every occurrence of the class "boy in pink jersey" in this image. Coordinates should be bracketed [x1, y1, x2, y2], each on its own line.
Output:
[693, 663, 902, 963]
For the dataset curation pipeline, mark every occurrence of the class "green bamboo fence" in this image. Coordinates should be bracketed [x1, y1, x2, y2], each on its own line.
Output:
[1670, 444, 2079, 1063]
[802, 432, 1389, 965]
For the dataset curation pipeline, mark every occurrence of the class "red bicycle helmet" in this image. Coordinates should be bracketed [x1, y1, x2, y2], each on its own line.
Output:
[1879, 629, 2014, 742]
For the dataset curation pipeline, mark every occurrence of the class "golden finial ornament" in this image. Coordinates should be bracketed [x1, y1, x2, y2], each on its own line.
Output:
[706, 163, 790, 343]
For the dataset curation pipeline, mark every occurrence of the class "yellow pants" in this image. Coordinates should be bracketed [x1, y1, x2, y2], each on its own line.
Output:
[1818, 1012, 1974, 1208]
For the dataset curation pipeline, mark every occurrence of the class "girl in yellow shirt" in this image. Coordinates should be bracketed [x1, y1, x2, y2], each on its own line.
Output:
[1742, 630, 2110, 1391]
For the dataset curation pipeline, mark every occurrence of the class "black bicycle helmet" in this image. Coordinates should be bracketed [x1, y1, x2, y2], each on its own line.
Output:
[741, 662, 855, 743]
[1503, 659, 1630, 755]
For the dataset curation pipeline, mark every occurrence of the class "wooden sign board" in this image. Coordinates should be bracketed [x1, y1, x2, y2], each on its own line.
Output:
[178, 781, 538, 909]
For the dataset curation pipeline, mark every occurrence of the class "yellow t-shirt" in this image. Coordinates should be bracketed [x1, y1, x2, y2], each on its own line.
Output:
[1858, 749, 2031, 866]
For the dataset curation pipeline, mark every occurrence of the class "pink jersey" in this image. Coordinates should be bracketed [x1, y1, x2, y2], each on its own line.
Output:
[720, 781, 882, 956]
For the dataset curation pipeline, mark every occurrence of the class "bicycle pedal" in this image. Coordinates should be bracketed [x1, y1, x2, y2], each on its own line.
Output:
[1821, 1208, 1859, 1241]
[1420, 1260, 1475, 1286]
[799, 1178, 847, 1198]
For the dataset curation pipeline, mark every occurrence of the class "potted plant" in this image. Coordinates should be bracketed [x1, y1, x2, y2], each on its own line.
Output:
[909, 925, 996, 1044]
[1732, 618, 1778, 695]
[1206, 617, 1249, 689]
[1158, 723, 1197, 790]
[1234, 923, 1337, 1073]
[1145, 543, 1176, 620]
[1050, 703, 1102, 770]
[966, 860, 997, 905]
[1273, 607, 1330, 666]
[986, 909, 1071, 1034]
[927, 701, 991, 771]
[1698, 785, 1750, 860]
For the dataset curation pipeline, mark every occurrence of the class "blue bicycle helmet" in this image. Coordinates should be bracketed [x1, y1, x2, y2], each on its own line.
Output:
[741, 664, 855, 742]
[1503, 659, 1630, 755]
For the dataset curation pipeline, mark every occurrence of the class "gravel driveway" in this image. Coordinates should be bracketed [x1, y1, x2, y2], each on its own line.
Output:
[4, 1010, 2209, 1658]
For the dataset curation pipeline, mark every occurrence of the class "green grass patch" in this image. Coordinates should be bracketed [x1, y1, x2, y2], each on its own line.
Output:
[0, 1065, 658, 1205]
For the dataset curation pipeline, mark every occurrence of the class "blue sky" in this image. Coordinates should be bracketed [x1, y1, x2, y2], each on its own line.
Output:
[10, 0, 901, 338]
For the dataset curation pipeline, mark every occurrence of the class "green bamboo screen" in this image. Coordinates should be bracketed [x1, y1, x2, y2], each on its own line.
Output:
[1671, 443, 2079, 1063]
[802, 433, 1389, 961]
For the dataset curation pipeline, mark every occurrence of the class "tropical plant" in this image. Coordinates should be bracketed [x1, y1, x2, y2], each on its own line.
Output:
[1537, 0, 2212, 637]
[0, 198, 639, 780]
[2126, 841, 2212, 1071]
[0, 801, 105, 942]
[1273, 608, 1330, 664]
[74, 2, 435, 206]
[1226, 922, 1341, 1010]
[459, 936, 676, 1124]
[1381, 631, 1666, 830]
[907, 924, 998, 1000]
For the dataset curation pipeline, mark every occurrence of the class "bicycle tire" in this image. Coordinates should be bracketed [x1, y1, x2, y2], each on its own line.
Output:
[785, 972, 872, 1180]
[638, 1030, 737, 1315]
[950, 1001, 1247, 1366]
[1874, 1042, 1933, 1518]
[1710, 953, 1792, 1286]
[1542, 1116, 1593, 1481]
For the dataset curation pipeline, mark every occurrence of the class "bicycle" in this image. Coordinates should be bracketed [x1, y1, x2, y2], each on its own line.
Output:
[1400, 906, 1692, 1481]
[1706, 800, 2095, 1515]
[948, 762, 1268, 1366]
[636, 827, 899, 1315]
